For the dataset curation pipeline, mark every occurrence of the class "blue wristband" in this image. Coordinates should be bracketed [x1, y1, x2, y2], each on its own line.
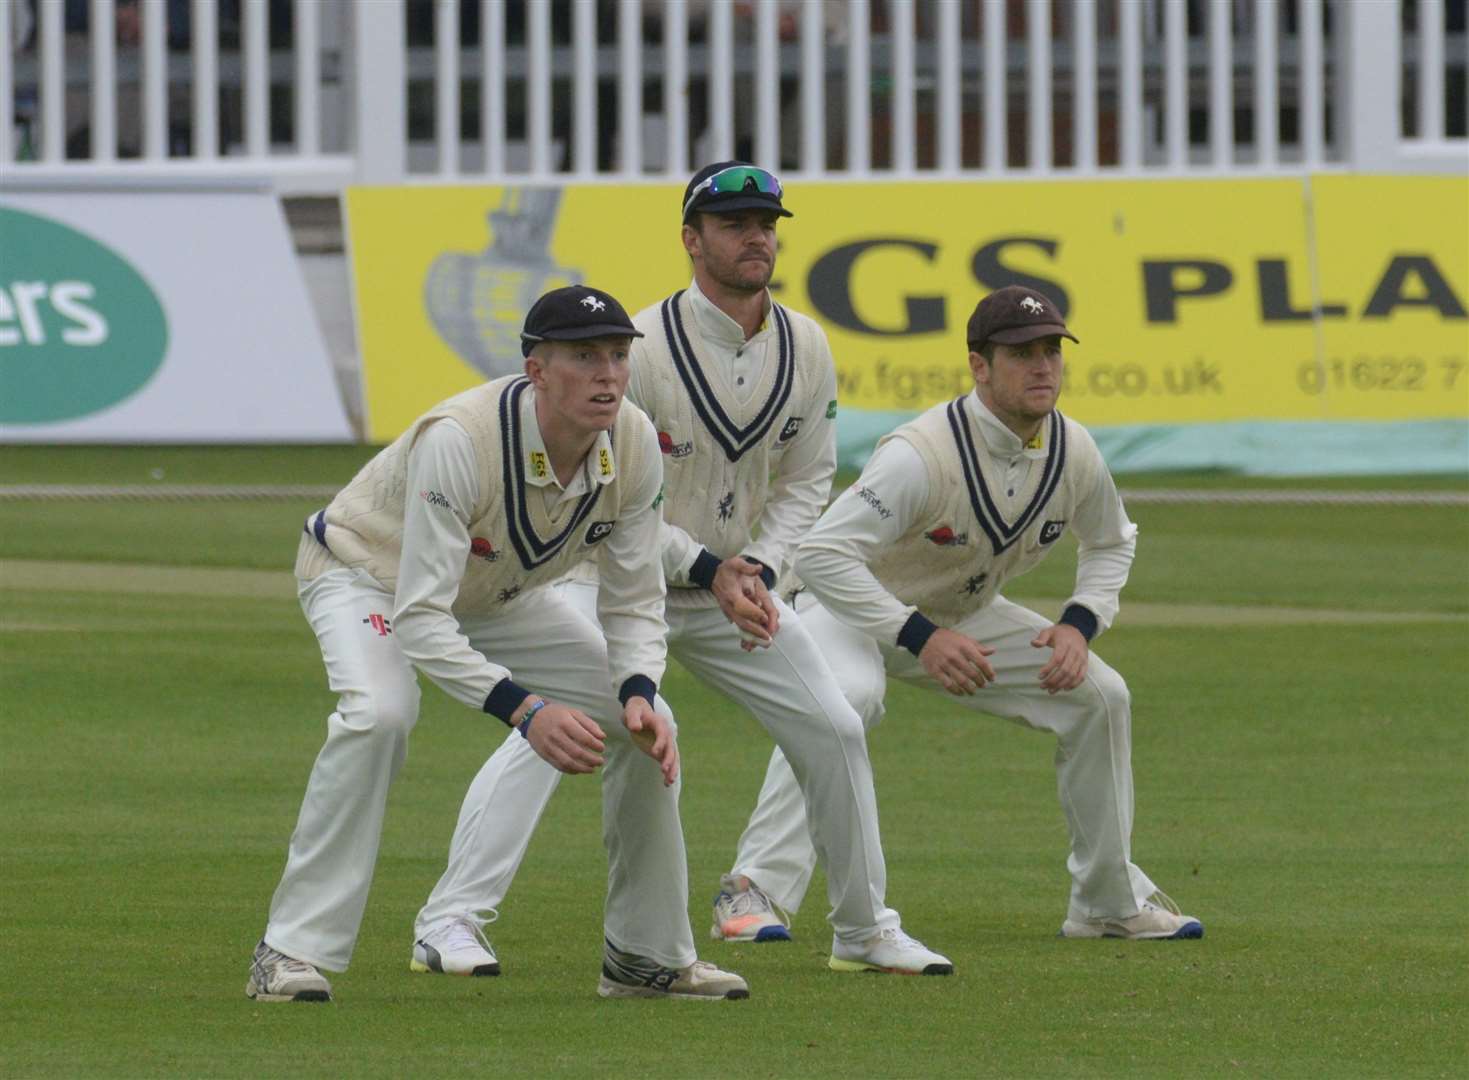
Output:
[516, 699, 547, 740]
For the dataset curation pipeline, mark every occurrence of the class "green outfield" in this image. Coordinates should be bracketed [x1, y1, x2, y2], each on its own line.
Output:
[2, 447, 1466, 1078]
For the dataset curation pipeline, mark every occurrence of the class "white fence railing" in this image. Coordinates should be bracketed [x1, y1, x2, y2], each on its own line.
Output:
[3, 0, 1466, 193]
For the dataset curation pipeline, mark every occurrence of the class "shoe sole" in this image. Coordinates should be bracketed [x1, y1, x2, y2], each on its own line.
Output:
[710, 923, 792, 943]
[597, 977, 750, 1001]
[245, 978, 332, 1003]
[1059, 920, 1204, 940]
[409, 958, 501, 976]
[827, 958, 954, 975]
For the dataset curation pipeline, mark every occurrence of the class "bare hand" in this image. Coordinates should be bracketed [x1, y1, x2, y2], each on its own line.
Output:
[521, 701, 606, 774]
[1031, 624, 1089, 694]
[623, 697, 679, 786]
[919, 627, 997, 695]
[712, 557, 779, 647]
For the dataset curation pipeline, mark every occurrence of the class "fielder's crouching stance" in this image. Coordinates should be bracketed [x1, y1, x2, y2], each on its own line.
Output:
[733, 286, 1205, 941]
[246, 286, 747, 1003]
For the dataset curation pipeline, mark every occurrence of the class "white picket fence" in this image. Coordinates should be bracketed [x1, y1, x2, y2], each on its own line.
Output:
[2, 0, 1465, 193]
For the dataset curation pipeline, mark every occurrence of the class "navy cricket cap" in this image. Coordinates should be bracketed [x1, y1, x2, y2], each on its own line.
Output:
[681, 161, 794, 222]
[966, 286, 1079, 350]
[519, 285, 643, 358]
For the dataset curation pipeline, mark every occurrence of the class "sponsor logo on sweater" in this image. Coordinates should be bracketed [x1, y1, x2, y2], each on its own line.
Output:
[925, 525, 968, 546]
[657, 431, 693, 458]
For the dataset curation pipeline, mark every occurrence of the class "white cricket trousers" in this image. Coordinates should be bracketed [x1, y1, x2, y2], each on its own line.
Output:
[416, 579, 900, 945]
[263, 564, 695, 973]
[732, 593, 1158, 922]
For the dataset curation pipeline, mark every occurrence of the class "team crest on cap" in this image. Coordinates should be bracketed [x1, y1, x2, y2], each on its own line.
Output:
[1020, 296, 1046, 315]
[581, 295, 607, 312]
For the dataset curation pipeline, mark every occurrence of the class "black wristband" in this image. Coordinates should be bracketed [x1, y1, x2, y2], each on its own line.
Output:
[484, 678, 532, 726]
[688, 548, 722, 590]
[897, 611, 939, 657]
[742, 557, 777, 590]
[618, 674, 658, 708]
[1059, 603, 1099, 642]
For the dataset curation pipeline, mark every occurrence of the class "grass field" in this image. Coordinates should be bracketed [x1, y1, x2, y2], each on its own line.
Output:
[2, 447, 1466, 1078]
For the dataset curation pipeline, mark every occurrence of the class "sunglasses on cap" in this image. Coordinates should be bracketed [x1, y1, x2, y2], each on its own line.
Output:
[681, 165, 784, 219]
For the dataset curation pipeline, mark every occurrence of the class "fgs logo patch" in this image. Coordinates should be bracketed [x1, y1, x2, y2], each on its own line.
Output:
[1039, 520, 1066, 545]
[778, 416, 803, 442]
[529, 450, 548, 479]
[854, 485, 893, 520]
[598, 447, 613, 478]
[585, 520, 615, 545]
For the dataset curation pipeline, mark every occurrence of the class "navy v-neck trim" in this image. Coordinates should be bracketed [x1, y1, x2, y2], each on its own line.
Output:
[660, 290, 795, 462]
[498, 378, 605, 571]
[945, 397, 1066, 556]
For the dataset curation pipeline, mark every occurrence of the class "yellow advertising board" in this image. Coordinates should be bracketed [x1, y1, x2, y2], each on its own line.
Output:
[346, 177, 1468, 442]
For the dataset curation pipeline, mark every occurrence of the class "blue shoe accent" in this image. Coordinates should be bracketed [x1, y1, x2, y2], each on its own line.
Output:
[752, 925, 792, 943]
[1169, 921, 1204, 939]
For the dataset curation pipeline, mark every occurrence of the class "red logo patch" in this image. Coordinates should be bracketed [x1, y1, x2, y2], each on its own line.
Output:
[469, 537, 501, 561]
[362, 613, 392, 636]
[927, 526, 957, 545]
[658, 431, 674, 454]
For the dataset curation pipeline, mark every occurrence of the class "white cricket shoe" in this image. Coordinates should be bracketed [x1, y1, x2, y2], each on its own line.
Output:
[411, 914, 501, 976]
[710, 874, 792, 942]
[829, 927, 954, 975]
[245, 940, 333, 1002]
[597, 939, 750, 1000]
[1060, 891, 1204, 940]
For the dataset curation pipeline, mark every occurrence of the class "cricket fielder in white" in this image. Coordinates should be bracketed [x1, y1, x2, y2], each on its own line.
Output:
[246, 286, 748, 1003]
[728, 286, 1205, 941]
[414, 163, 953, 977]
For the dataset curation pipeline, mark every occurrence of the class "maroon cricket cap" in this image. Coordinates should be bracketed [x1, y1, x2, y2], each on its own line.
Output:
[966, 286, 1079, 350]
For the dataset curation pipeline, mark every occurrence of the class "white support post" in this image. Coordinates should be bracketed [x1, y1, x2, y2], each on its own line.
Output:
[527, 0, 551, 174]
[573, 0, 596, 175]
[1255, 0, 1277, 168]
[482, 0, 505, 175]
[192, 0, 217, 160]
[1209, 0, 1232, 167]
[92, 0, 117, 162]
[1119, 0, 1143, 169]
[1164, 0, 1186, 169]
[936, 0, 960, 174]
[1073, 0, 1097, 171]
[142, 0, 167, 159]
[39, 0, 62, 162]
[295, 0, 319, 157]
[618, 0, 641, 174]
[1026, 0, 1050, 171]
[663, 0, 688, 176]
[709, 0, 734, 162]
[754, 0, 779, 168]
[0, 0, 11, 163]
[846, 0, 870, 172]
[1340, 0, 1399, 167]
[892, 0, 916, 172]
[1300, 0, 1323, 165]
[353, 0, 406, 183]
[436, 0, 460, 175]
[243, 0, 267, 158]
[1419, 0, 1445, 141]
[799, 0, 825, 173]
[983, 0, 1004, 173]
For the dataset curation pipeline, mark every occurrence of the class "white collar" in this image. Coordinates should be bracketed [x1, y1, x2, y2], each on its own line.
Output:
[968, 389, 1050, 458]
[687, 277, 774, 349]
[516, 382, 618, 491]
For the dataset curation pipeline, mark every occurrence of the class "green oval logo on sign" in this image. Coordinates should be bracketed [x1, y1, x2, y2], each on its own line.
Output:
[0, 206, 168, 423]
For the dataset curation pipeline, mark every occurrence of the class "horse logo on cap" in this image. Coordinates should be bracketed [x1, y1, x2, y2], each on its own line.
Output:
[580, 295, 607, 312]
[1020, 296, 1045, 315]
